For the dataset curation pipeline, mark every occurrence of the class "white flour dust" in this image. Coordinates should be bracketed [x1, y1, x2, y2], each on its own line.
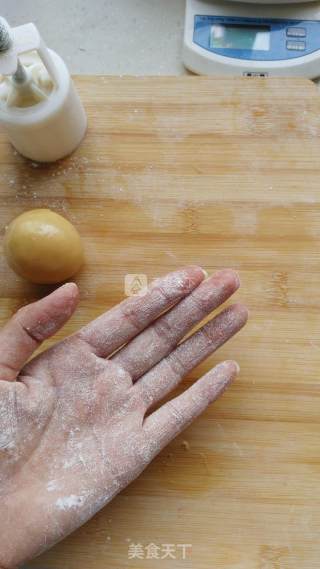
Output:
[55, 494, 86, 511]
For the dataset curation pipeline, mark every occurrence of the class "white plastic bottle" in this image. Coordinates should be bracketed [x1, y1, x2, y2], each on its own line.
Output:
[0, 18, 87, 162]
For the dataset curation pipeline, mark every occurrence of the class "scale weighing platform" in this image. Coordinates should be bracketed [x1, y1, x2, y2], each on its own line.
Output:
[183, 0, 320, 77]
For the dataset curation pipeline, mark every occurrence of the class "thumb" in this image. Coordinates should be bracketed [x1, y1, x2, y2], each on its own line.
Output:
[0, 282, 79, 381]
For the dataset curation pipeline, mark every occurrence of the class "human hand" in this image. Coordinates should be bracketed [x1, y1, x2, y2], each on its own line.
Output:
[0, 266, 247, 567]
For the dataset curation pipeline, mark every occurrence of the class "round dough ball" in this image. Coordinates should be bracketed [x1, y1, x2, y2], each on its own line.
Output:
[4, 209, 84, 284]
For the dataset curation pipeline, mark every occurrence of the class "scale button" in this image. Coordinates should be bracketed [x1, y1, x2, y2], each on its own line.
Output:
[286, 40, 306, 51]
[286, 27, 306, 38]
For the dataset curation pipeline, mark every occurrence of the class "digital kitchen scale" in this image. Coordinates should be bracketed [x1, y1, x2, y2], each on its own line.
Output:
[183, 0, 320, 77]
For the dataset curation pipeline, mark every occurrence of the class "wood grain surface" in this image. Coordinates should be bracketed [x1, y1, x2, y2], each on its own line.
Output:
[1, 76, 320, 569]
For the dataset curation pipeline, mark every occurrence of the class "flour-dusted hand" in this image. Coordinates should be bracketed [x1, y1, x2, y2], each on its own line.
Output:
[0, 266, 248, 567]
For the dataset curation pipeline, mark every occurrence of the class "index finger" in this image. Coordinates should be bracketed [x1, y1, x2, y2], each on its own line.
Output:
[77, 266, 206, 357]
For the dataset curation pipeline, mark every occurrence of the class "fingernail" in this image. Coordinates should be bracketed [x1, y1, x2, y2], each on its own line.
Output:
[233, 271, 241, 289]
[234, 361, 240, 374]
[221, 360, 240, 375]
[59, 282, 79, 298]
[201, 268, 209, 279]
[63, 282, 77, 289]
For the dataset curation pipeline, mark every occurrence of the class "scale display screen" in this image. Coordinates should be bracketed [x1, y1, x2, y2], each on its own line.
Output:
[210, 24, 270, 51]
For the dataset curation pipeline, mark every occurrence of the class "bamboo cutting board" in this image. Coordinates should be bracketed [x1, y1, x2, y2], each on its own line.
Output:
[1, 76, 320, 569]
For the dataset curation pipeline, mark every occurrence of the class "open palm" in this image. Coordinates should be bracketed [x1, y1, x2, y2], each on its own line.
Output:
[0, 266, 247, 568]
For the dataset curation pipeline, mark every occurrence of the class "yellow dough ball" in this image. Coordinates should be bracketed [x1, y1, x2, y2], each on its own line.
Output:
[4, 209, 84, 284]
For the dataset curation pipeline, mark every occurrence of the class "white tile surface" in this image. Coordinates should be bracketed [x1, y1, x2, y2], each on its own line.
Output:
[3, 0, 187, 75]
